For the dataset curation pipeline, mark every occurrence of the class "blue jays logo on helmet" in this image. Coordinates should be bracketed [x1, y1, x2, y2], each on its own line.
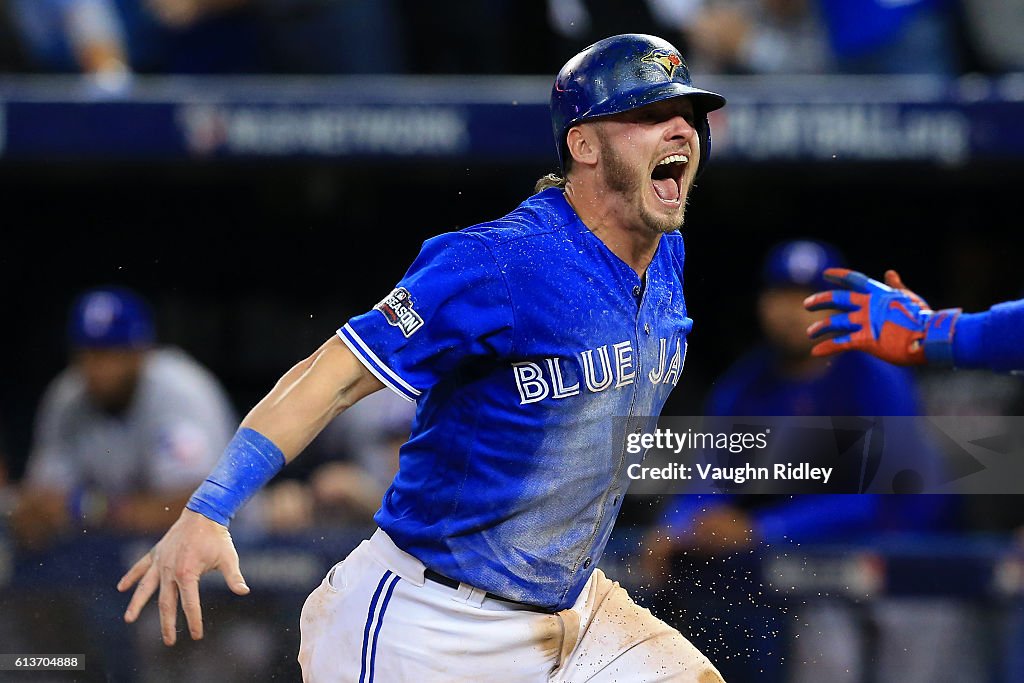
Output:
[641, 48, 683, 79]
[549, 34, 726, 176]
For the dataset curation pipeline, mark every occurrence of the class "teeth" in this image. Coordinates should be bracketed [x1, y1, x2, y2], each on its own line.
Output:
[657, 154, 688, 166]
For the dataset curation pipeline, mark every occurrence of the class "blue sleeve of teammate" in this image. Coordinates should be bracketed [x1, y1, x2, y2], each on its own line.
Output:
[952, 299, 1024, 373]
[338, 232, 514, 401]
[753, 495, 881, 544]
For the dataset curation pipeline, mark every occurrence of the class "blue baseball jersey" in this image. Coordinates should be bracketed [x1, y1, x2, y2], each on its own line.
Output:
[664, 344, 956, 545]
[953, 299, 1024, 373]
[705, 346, 922, 417]
[338, 187, 692, 610]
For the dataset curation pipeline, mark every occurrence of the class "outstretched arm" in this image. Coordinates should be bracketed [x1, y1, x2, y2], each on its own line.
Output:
[803, 268, 959, 366]
[117, 336, 383, 645]
[805, 268, 1024, 373]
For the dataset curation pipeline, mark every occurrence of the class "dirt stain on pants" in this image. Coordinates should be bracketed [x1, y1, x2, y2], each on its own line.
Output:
[552, 568, 726, 683]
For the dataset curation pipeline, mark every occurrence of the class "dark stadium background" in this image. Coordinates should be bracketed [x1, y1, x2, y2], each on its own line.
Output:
[2, 156, 1020, 474]
[2, 1, 1023, 674]
[3, 129, 1021, 677]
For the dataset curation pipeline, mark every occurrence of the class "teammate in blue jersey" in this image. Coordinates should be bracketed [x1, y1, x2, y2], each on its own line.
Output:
[645, 241, 958, 682]
[652, 240, 950, 555]
[808, 272, 1024, 683]
[805, 268, 1024, 373]
[117, 34, 728, 682]
[708, 241, 923, 418]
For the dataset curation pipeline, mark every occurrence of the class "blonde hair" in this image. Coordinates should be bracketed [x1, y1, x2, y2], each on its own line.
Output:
[534, 173, 568, 193]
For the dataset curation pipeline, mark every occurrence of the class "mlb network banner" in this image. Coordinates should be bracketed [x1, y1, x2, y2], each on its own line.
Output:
[1, 74, 1024, 162]
[616, 415, 1024, 495]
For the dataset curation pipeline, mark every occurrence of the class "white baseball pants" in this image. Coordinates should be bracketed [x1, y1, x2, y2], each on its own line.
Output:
[298, 529, 724, 683]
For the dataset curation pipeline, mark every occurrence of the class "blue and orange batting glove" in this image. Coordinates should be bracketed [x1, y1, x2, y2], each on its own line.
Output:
[803, 268, 961, 366]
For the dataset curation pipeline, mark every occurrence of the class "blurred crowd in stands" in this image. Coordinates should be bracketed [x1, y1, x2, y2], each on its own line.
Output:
[0, 0, 1022, 83]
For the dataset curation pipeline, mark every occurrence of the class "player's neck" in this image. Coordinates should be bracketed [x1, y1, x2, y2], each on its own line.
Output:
[563, 182, 660, 277]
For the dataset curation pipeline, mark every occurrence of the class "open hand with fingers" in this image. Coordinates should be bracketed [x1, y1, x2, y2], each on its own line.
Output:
[117, 509, 250, 646]
[803, 268, 961, 366]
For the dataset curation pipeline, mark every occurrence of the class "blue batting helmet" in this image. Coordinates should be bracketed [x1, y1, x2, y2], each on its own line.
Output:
[762, 240, 846, 291]
[550, 34, 726, 175]
[68, 287, 155, 349]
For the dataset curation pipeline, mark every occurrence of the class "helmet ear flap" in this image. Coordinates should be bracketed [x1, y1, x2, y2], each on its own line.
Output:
[695, 116, 712, 178]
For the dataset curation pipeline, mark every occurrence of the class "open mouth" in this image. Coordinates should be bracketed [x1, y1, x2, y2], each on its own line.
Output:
[650, 153, 688, 206]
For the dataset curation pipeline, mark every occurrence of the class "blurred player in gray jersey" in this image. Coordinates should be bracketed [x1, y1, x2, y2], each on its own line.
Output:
[12, 286, 238, 548]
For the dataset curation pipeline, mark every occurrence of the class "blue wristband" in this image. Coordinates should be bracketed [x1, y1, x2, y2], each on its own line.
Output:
[186, 427, 286, 527]
[922, 308, 961, 367]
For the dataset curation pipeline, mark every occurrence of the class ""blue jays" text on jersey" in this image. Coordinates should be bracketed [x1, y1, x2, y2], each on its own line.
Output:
[338, 187, 692, 610]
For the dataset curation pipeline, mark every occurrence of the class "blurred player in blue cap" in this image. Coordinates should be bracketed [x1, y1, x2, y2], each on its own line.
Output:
[803, 256, 1024, 683]
[708, 239, 923, 417]
[118, 33, 728, 682]
[12, 286, 238, 549]
[642, 239, 966, 682]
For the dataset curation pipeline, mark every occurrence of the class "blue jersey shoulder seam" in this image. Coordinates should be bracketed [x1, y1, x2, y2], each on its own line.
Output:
[460, 192, 574, 247]
[460, 220, 563, 247]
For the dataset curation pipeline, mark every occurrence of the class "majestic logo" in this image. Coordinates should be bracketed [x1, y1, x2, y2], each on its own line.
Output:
[641, 49, 683, 78]
[375, 287, 423, 337]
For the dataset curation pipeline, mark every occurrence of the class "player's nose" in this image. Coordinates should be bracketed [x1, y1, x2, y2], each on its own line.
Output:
[663, 113, 696, 142]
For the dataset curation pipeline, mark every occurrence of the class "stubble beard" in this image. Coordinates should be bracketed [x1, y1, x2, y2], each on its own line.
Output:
[600, 135, 689, 235]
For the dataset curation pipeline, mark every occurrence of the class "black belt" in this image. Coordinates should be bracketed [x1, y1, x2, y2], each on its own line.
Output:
[423, 568, 552, 613]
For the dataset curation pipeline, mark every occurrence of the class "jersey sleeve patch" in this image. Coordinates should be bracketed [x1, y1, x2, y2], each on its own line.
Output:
[374, 287, 424, 338]
[339, 231, 514, 400]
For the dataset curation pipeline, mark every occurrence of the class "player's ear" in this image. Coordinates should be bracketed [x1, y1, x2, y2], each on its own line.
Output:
[566, 125, 598, 167]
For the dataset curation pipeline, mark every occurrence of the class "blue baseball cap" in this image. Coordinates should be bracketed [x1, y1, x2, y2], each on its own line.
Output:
[68, 287, 155, 349]
[761, 240, 845, 291]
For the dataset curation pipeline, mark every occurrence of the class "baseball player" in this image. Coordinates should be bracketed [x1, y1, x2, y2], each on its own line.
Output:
[118, 34, 727, 682]
[645, 242, 957, 682]
[805, 268, 1024, 372]
[13, 287, 238, 548]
